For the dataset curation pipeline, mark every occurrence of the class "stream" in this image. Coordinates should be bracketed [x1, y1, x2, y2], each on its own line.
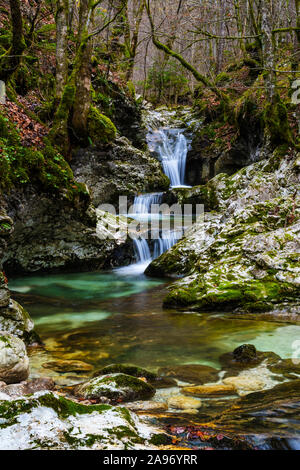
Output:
[8, 117, 300, 447]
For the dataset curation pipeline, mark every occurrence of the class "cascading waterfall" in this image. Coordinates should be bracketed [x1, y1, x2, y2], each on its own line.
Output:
[117, 124, 189, 275]
[147, 128, 191, 188]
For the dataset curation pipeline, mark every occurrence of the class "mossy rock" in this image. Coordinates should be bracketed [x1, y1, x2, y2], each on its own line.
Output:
[93, 364, 177, 389]
[93, 363, 157, 381]
[74, 373, 155, 403]
[0, 392, 163, 449]
[87, 106, 116, 145]
[220, 348, 281, 375]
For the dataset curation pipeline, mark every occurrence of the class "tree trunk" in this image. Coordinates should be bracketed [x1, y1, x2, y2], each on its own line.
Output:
[55, 0, 69, 102]
[0, 0, 26, 81]
[261, 0, 276, 102]
[72, 0, 93, 141]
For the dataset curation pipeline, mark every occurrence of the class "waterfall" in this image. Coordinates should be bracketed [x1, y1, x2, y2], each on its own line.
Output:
[131, 193, 164, 216]
[147, 128, 190, 188]
[116, 123, 190, 275]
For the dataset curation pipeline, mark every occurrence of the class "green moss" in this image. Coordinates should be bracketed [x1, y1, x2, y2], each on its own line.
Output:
[87, 106, 116, 145]
[94, 364, 157, 381]
[75, 373, 155, 402]
[263, 95, 293, 146]
[0, 111, 88, 201]
[149, 434, 172, 446]
[0, 393, 112, 428]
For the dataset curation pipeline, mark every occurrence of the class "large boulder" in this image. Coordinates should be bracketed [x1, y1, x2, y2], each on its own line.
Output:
[3, 186, 133, 274]
[72, 136, 169, 207]
[0, 333, 29, 384]
[74, 373, 156, 403]
[0, 391, 168, 450]
[0, 299, 34, 342]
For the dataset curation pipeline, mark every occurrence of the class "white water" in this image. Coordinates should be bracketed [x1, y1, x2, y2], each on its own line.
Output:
[147, 128, 190, 188]
[117, 125, 189, 275]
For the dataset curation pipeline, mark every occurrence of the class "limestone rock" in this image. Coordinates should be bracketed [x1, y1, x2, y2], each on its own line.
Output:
[0, 391, 165, 450]
[168, 395, 202, 410]
[223, 376, 266, 393]
[148, 150, 300, 314]
[0, 299, 34, 342]
[0, 333, 29, 384]
[182, 384, 236, 397]
[73, 373, 155, 403]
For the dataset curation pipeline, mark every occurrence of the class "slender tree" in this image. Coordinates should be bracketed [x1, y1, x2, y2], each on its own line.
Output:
[0, 0, 26, 81]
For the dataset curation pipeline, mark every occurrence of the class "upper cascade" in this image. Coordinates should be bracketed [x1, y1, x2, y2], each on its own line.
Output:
[146, 128, 191, 188]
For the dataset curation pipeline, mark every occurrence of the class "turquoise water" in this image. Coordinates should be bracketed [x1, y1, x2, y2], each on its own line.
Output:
[9, 270, 300, 383]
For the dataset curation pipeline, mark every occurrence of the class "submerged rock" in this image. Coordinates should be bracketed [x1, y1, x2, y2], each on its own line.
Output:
[42, 360, 94, 374]
[158, 364, 219, 385]
[0, 378, 55, 398]
[0, 391, 165, 450]
[214, 379, 300, 438]
[182, 384, 236, 397]
[168, 395, 202, 410]
[74, 373, 155, 403]
[0, 333, 29, 384]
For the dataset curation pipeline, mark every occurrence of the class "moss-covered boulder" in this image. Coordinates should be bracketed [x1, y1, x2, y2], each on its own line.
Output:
[87, 107, 116, 145]
[93, 364, 157, 381]
[74, 373, 155, 403]
[0, 333, 29, 384]
[0, 391, 165, 450]
[148, 150, 300, 315]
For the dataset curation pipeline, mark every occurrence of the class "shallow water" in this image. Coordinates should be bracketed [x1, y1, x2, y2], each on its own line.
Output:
[9, 270, 300, 384]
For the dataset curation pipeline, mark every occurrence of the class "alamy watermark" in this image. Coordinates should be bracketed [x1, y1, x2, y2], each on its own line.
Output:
[97, 197, 205, 242]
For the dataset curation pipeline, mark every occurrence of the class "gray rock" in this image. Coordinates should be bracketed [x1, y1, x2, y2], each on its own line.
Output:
[0, 299, 34, 341]
[0, 333, 29, 384]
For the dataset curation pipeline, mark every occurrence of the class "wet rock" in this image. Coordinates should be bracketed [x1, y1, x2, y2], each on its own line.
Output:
[93, 363, 177, 389]
[223, 376, 266, 393]
[269, 359, 300, 380]
[0, 377, 55, 398]
[214, 379, 300, 437]
[73, 373, 155, 403]
[93, 364, 157, 381]
[3, 187, 133, 275]
[168, 395, 202, 410]
[0, 391, 164, 449]
[158, 364, 219, 385]
[42, 360, 94, 374]
[0, 333, 29, 384]
[127, 401, 168, 413]
[0, 299, 34, 343]
[72, 137, 169, 207]
[233, 344, 257, 363]
[220, 349, 281, 373]
[182, 384, 236, 397]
